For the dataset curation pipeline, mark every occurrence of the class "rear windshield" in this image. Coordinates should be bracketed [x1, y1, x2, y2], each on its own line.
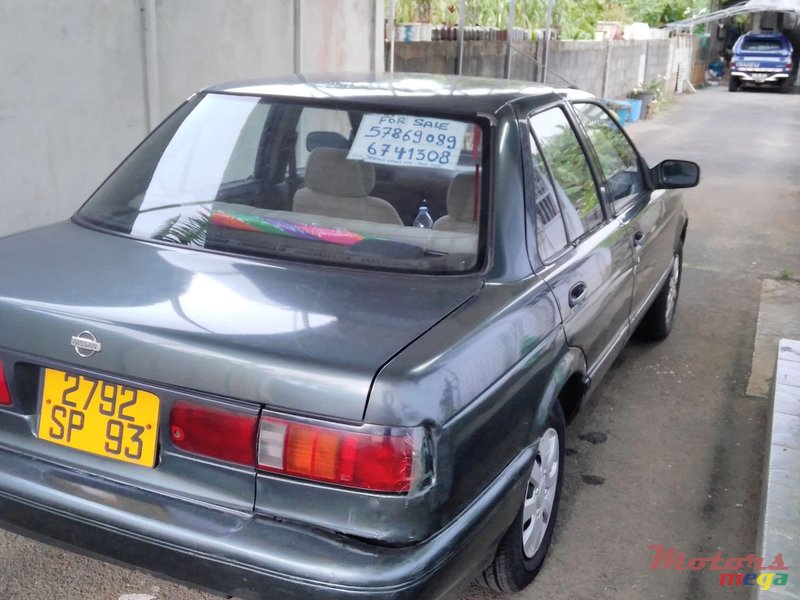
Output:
[77, 93, 486, 273]
[741, 38, 783, 51]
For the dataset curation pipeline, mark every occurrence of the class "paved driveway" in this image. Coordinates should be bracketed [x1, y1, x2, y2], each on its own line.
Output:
[1, 85, 799, 600]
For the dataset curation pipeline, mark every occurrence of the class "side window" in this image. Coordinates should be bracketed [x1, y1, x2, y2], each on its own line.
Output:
[529, 108, 604, 240]
[528, 134, 569, 261]
[573, 102, 644, 205]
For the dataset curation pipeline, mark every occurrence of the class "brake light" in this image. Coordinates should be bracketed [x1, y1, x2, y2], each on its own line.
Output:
[730, 60, 737, 69]
[170, 401, 258, 466]
[0, 360, 10, 405]
[258, 416, 428, 493]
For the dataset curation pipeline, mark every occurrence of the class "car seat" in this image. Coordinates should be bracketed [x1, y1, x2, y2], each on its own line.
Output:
[433, 172, 480, 233]
[293, 148, 403, 225]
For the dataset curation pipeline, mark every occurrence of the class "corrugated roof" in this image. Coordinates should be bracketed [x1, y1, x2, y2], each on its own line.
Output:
[665, 0, 800, 28]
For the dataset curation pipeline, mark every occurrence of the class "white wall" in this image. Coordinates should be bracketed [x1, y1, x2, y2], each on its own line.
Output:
[0, 0, 147, 236]
[154, 0, 296, 116]
[299, 0, 381, 73]
[0, 0, 382, 238]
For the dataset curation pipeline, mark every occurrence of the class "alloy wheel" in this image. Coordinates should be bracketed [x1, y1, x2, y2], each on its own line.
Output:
[522, 428, 559, 559]
[664, 254, 680, 326]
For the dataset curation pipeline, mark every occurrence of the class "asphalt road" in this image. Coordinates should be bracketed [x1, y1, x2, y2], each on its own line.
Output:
[1, 84, 799, 600]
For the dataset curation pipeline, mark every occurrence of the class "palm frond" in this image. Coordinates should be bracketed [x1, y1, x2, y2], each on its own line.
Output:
[152, 211, 211, 246]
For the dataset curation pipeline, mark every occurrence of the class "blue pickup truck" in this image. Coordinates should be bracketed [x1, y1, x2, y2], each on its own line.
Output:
[729, 32, 794, 93]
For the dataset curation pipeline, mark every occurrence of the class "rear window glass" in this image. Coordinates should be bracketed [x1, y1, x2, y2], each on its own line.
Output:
[77, 93, 486, 273]
[741, 39, 783, 51]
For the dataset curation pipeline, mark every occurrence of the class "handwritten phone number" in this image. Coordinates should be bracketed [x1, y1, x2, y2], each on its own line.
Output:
[367, 142, 453, 165]
[364, 126, 459, 150]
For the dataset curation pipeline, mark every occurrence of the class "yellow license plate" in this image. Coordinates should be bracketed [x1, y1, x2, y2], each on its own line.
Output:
[38, 368, 160, 467]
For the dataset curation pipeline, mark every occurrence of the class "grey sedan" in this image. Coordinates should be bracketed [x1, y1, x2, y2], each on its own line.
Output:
[0, 73, 698, 599]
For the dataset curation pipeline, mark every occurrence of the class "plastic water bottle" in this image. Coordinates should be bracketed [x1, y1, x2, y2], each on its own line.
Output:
[412, 206, 433, 229]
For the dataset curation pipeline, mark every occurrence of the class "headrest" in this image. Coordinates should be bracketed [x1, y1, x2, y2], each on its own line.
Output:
[446, 173, 479, 223]
[304, 148, 376, 197]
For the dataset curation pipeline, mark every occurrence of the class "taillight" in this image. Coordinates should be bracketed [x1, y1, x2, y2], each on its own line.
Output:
[730, 60, 737, 69]
[0, 360, 10, 405]
[170, 401, 258, 466]
[258, 415, 431, 493]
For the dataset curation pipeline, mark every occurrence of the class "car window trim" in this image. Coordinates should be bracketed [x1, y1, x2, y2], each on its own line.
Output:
[550, 103, 611, 225]
[526, 103, 608, 246]
[518, 104, 571, 266]
[569, 100, 653, 215]
[74, 93, 497, 278]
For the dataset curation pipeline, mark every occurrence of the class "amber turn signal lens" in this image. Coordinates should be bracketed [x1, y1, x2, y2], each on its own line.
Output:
[258, 416, 420, 493]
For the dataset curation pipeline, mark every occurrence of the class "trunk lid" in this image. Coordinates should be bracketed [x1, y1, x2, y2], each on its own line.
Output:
[0, 221, 481, 512]
[0, 221, 482, 421]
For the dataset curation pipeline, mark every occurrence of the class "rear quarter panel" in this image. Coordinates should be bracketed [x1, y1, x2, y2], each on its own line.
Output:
[367, 276, 570, 535]
[258, 106, 578, 545]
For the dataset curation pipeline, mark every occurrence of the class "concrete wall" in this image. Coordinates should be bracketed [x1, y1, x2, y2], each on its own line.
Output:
[644, 39, 672, 88]
[0, 0, 147, 236]
[387, 40, 538, 79]
[602, 40, 649, 99]
[154, 0, 296, 117]
[390, 36, 693, 99]
[0, 0, 382, 238]
[543, 40, 608, 94]
[300, 0, 380, 73]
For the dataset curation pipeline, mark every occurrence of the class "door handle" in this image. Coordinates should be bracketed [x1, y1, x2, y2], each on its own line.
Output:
[568, 282, 588, 308]
[633, 230, 645, 247]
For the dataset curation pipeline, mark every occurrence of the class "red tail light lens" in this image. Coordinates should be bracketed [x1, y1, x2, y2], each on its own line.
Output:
[170, 401, 258, 466]
[258, 416, 430, 493]
[0, 360, 11, 405]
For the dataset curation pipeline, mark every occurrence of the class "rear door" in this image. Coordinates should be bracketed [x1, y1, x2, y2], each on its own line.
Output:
[525, 105, 634, 376]
[571, 101, 678, 322]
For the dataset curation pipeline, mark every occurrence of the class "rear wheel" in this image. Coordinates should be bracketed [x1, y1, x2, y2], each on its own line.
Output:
[481, 402, 565, 592]
[729, 77, 740, 92]
[636, 251, 682, 341]
[780, 78, 792, 94]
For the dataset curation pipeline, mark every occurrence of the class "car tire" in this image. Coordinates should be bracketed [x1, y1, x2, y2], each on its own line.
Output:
[779, 78, 792, 94]
[636, 250, 682, 341]
[480, 401, 565, 593]
[728, 77, 740, 92]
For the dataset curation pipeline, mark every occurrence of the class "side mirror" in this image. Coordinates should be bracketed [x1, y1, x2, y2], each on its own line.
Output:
[651, 159, 700, 189]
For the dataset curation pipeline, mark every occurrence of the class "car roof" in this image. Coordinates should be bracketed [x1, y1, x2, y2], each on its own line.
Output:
[202, 72, 584, 117]
[741, 32, 788, 41]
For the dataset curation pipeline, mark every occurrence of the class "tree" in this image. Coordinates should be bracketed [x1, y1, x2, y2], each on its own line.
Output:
[555, 0, 605, 40]
[607, 0, 710, 27]
[389, 0, 710, 38]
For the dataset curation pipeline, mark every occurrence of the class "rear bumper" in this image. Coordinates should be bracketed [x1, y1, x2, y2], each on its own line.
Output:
[0, 444, 530, 599]
[731, 70, 790, 83]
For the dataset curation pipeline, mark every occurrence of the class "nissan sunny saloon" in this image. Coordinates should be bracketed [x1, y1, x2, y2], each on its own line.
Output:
[0, 74, 699, 599]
